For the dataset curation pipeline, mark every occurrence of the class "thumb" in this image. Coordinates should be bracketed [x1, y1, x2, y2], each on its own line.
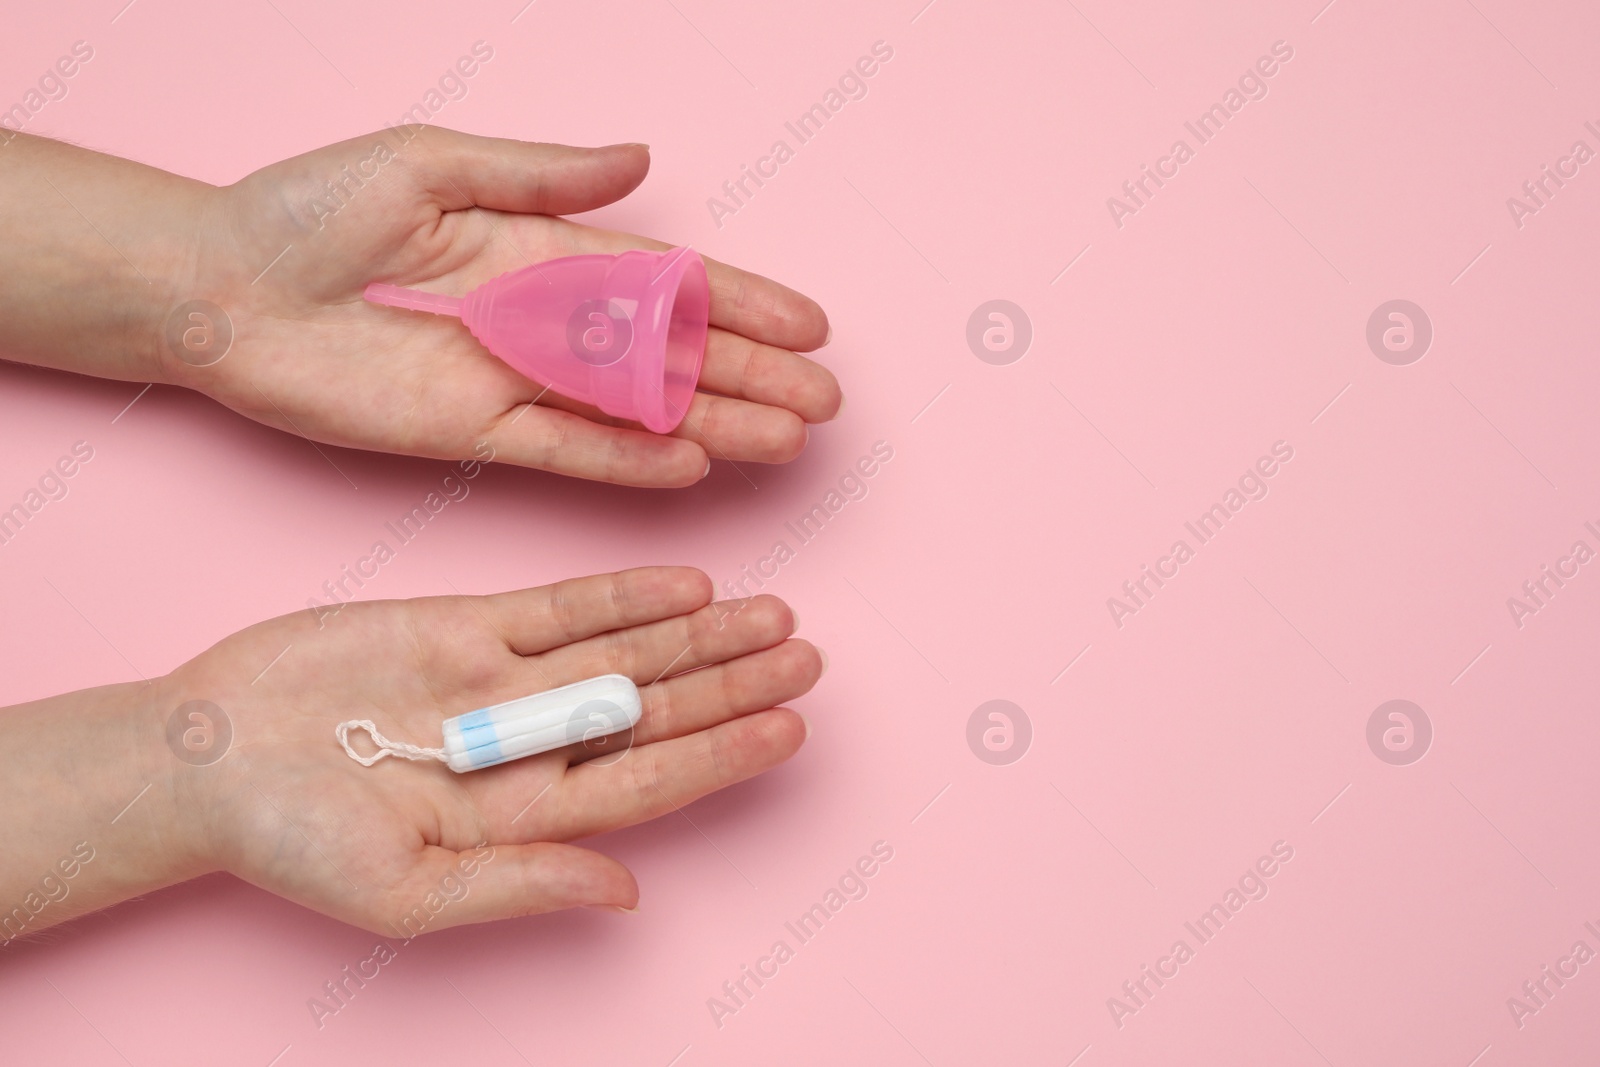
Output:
[405, 126, 650, 216]
[384, 841, 639, 934]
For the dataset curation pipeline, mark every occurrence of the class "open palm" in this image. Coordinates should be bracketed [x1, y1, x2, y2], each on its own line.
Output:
[170, 127, 839, 487]
[166, 567, 818, 932]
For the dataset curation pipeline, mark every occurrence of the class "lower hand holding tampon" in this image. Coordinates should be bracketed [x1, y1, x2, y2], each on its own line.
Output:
[0, 568, 820, 938]
[187, 567, 819, 930]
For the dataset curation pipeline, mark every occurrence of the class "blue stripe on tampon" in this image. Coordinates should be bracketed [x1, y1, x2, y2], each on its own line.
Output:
[463, 737, 503, 768]
[454, 706, 496, 730]
[456, 714, 505, 751]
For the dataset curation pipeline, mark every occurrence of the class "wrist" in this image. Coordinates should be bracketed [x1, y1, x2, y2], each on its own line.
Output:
[0, 676, 218, 940]
[0, 133, 220, 388]
[88, 675, 223, 893]
[130, 672, 231, 885]
[138, 183, 243, 393]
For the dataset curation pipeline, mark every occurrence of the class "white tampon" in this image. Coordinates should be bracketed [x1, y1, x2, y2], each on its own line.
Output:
[334, 674, 642, 773]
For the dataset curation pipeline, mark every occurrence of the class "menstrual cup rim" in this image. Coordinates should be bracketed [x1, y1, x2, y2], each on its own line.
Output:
[635, 246, 709, 435]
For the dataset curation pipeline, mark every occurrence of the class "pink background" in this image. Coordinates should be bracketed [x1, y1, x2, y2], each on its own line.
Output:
[4, 0, 1600, 1063]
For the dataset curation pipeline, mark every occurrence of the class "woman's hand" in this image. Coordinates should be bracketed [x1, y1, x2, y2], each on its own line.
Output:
[0, 568, 822, 939]
[165, 127, 841, 487]
[168, 567, 819, 931]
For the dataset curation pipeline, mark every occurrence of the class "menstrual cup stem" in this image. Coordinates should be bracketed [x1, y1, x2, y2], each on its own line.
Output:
[363, 283, 464, 317]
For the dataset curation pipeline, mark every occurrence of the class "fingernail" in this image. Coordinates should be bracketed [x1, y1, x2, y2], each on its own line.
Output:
[624, 143, 651, 150]
[817, 648, 829, 676]
[834, 393, 847, 420]
[791, 607, 801, 632]
[797, 711, 812, 741]
[702, 457, 712, 479]
[588, 903, 640, 914]
[823, 324, 833, 347]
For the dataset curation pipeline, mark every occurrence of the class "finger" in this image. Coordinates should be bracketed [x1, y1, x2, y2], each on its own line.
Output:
[623, 639, 823, 750]
[387, 842, 638, 932]
[550, 709, 808, 840]
[697, 327, 843, 424]
[476, 567, 713, 657]
[701, 253, 831, 354]
[669, 392, 807, 464]
[550, 222, 830, 351]
[531, 387, 807, 465]
[408, 127, 651, 216]
[485, 401, 707, 486]
[533, 593, 796, 686]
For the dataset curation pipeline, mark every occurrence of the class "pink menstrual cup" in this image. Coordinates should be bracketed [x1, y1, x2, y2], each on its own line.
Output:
[364, 246, 710, 434]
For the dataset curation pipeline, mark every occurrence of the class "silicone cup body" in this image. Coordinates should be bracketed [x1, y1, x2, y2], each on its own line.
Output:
[368, 246, 710, 435]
